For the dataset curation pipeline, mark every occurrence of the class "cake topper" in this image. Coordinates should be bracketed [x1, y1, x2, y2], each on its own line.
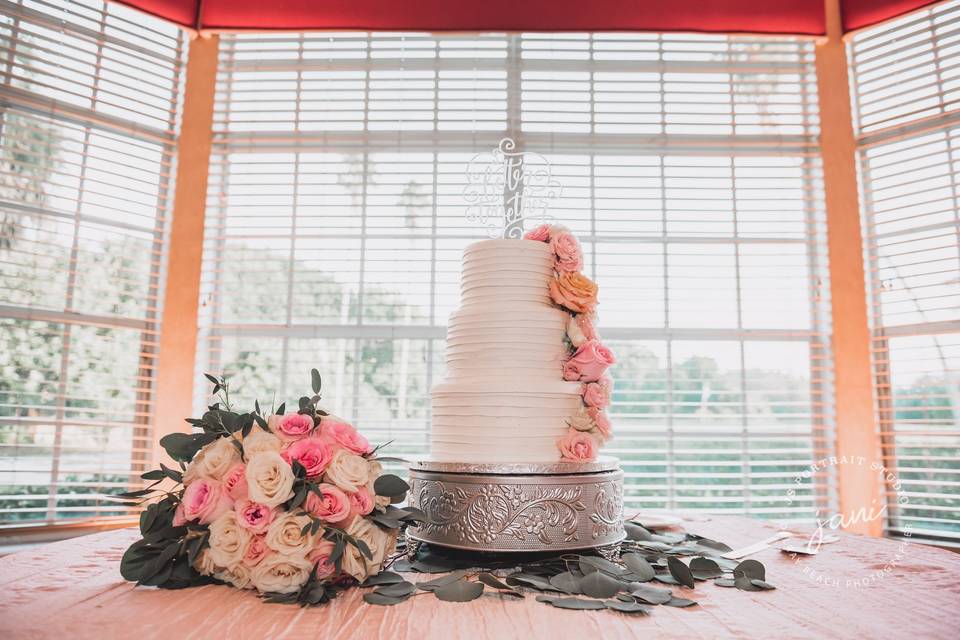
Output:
[462, 137, 562, 239]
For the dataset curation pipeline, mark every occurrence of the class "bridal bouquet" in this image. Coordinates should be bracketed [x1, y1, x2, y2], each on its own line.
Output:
[119, 370, 422, 606]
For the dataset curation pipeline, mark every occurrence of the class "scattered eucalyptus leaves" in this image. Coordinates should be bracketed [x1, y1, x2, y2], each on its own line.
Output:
[359, 521, 776, 614]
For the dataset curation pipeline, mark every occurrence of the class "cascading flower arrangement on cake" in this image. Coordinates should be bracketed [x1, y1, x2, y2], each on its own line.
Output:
[118, 370, 422, 606]
[524, 223, 616, 461]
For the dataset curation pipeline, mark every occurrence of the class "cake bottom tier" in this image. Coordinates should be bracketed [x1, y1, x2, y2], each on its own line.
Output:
[430, 382, 583, 462]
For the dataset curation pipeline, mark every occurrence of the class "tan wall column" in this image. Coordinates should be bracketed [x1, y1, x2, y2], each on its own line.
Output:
[152, 34, 219, 468]
[815, 0, 883, 535]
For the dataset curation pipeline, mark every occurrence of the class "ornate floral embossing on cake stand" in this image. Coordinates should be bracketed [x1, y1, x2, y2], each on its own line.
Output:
[407, 457, 624, 560]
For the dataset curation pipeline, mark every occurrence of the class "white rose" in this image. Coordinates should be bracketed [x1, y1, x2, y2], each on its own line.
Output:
[341, 517, 397, 582]
[567, 411, 596, 433]
[245, 452, 295, 507]
[208, 511, 252, 568]
[324, 450, 370, 493]
[365, 460, 391, 508]
[215, 562, 254, 589]
[250, 553, 313, 594]
[265, 512, 315, 556]
[192, 548, 220, 576]
[242, 429, 282, 458]
[566, 314, 586, 348]
[183, 436, 240, 484]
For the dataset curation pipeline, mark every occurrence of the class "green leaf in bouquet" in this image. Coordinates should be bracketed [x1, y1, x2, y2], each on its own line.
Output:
[276, 401, 286, 416]
[298, 396, 312, 413]
[360, 571, 405, 587]
[667, 557, 696, 588]
[353, 537, 373, 561]
[373, 474, 410, 498]
[204, 373, 219, 387]
[159, 463, 183, 484]
[253, 413, 270, 432]
[434, 579, 484, 603]
[159, 432, 218, 463]
[311, 369, 322, 395]
[140, 469, 165, 481]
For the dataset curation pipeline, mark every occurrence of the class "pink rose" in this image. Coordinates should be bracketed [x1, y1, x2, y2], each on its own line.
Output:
[320, 419, 371, 455]
[243, 534, 270, 567]
[235, 499, 277, 534]
[562, 339, 615, 383]
[304, 483, 352, 524]
[223, 463, 248, 501]
[582, 377, 612, 409]
[587, 406, 612, 439]
[281, 437, 332, 478]
[349, 487, 375, 518]
[308, 540, 337, 580]
[550, 231, 583, 272]
[273, 413, 315, 442]
[180, 478, 232, 525]
[558, 430, 598, 461]
[524, 224, 551, 242]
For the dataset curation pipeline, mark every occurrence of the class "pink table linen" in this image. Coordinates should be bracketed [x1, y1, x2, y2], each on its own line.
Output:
[2, 515, 958, 639]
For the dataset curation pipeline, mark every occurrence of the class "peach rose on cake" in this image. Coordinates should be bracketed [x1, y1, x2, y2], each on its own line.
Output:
[179, 477, 232, 524]
[566, 313, 599, 348]
[558, 430, 599, 461]
[587, 406, 612, 440]
[208, 511, 252, 568]
[582, 376, 612, 409]
[243, 534, 270, 567]
[265, 512, 316, 556]
[341, 517, 397, 582]
[550, 230, 583, 272]
[324, 449, 371, 493]
[562, 339, 615, 382]
[319, 419, 372, 455]
[235, 499, 276, 534]
[245, 452, 295, 507]
[304, 483, 352, 524]
[183, 436, 240, 484]
[549, 271, 598, 314]
[241, 428, 282, 457]
[269, 413, 315, 442]
[222, 463, 248, 501]
[250, 553, 314, 594]
[280, 437, 332, 479]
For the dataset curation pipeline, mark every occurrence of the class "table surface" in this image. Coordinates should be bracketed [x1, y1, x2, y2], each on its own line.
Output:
[2, 515, 958, 640]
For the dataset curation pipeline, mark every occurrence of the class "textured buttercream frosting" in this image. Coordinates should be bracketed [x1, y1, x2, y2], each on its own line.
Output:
[430, 238, 582, 462]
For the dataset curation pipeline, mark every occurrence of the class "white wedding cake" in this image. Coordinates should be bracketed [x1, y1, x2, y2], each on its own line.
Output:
[430, 228, 615, 463]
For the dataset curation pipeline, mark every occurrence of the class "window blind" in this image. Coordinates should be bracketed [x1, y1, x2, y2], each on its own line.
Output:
[200, 32, 833, 523]
[850, 0, 960, 543]
[0, 0, 184, 526]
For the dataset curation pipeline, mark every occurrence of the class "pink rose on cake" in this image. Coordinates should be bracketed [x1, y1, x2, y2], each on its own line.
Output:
[179, 478, 233, 525]
[587, 406, 612, 440]
[269, 413, 315, 442]
[558, 430, 599, 461]
[319, 419, 372, 455]
[281, 437, 332, 478]
[566, 313, 599, 348]
[563, 339, 615, 382]
[582, 375, 612, 409]
[524, 224, 552, 242]
[549, 271, 598, 314]
[550, 230, 583, 272]
[304, 483, 352, 524]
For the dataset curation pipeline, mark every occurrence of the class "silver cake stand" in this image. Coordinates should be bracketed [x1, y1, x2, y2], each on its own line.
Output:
[406, 456, 625, 561]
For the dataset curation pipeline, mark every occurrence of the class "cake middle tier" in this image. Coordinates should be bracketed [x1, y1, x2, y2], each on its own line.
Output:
[430, 380, 584, 462]
[443, 303, 572, 380]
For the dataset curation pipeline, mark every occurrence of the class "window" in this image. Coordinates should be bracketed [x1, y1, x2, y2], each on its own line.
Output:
[0, 0, 184, 525]
[850, 1, 960, 543]
[201, 32, 832, 523]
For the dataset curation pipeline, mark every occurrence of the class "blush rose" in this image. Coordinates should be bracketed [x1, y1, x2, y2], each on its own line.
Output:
[281, 437, 332, 479]
[320, 419, 371, 455]
[180, 478, 232, 525]
[304, 483, 352, 524]
[557, 430, 598, 461]
[550, 230, 583, 272]
[563, 339, 615, 383]
[270, 413, 315, 442]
